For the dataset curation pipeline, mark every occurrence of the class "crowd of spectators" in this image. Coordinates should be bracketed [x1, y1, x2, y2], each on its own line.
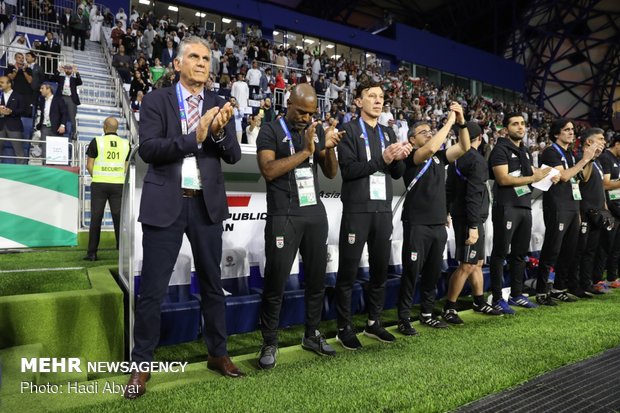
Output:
[101, 9, 615, 149]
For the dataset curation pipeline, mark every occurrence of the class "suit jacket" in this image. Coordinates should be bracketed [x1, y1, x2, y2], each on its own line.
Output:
[59, 13, 71, 28]
[53, 73, 82, 105]
[30, 63, 44, 91]
[161, 49, 176, 67]
[41, 40, 61, 54]
[0, 90, 25, 131]
[35, 95, 68, 131]
[138, 84, 241, 227]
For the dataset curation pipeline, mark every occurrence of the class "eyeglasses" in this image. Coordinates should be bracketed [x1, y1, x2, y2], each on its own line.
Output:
[415, 129, 431, 136]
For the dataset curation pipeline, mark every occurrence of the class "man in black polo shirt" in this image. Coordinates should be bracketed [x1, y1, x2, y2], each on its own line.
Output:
[334, 79, 412, 349]
[593, 133, 620, 289]
[256, 83, 343, 369]
[488, 113, 551, 314]
[443, 122, 502, 324]
[568, 128, 614, 296]
[535, 119, 599, 305]
[397, 102, 471, 333]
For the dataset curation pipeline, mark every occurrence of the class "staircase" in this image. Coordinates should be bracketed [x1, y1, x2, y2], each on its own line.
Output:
[17, 22, 132, 230]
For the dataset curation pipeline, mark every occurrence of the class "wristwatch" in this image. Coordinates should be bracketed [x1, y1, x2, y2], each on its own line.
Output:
[457, 123, 467, 129]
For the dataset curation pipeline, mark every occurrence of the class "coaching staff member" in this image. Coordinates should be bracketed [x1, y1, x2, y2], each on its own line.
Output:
[256, 83, 342, 369]
[126, 36, 244, 400]
[488, 113, 552, 314]
[443, 122, 502, 324]
[335, 79, 411, 350]
[534, 119, 597, 305]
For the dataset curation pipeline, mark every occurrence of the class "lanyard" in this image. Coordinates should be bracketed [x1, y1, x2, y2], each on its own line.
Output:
[552, 143, 574, 169]
[359, 118, 387, 161]
[175, 82, 190, 135]
[593, 161, 603, 179]
[392, 157, 433, 215]
[279, 118, 313, 166]
[454, 159, 466, 181]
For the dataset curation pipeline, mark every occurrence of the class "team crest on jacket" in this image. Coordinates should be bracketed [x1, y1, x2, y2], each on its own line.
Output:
[559, 223, 564, 231]
[411, 252, 418, 261]
[282, 136, 290, 143]
[581, 223, 588, 234]
[506, 221, 512, 230]
[469, 250, 477, 260]
[348, 233, 356, 244]
[276, 236, 284, 248]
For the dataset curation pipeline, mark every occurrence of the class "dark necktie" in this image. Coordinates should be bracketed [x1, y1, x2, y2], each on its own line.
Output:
[1, 93, 5, 106]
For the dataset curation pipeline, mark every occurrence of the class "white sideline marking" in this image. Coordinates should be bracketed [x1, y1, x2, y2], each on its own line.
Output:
[0, 267, 84, 274]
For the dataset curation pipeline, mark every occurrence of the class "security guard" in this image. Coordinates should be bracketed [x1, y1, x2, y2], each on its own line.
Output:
[84, 117, 130, 261]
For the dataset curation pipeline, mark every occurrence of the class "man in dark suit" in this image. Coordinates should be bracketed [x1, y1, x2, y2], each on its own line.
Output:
[53, 65, 82, 140]
[40, 31, 61, 75]
[59, 8, 73, 47]
[70, 7, 89, 51]
[34, 83, 67, 161]
[0, 76, 26, 164]
[160, 39, 176, 67]
[125, 36, 244, 400]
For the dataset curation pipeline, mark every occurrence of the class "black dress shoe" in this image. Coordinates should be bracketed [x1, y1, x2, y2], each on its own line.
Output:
[207, 355, 245, 378]
[83, 253, 97, 261]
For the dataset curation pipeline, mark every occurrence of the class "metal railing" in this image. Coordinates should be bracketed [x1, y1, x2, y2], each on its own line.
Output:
[0, 19, 17, 54]
[79, 78, 120, 106]
[0, 136, 77, 166]
[1, 44, 66, 77]
[15, 15, 62, 35]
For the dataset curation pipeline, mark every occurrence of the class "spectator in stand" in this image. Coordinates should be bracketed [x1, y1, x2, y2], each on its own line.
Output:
[0, 76, 27, 164]
[6, 52, 35, 120]
[40, 31, 61, 75]
[89, 6, 104, 42]
[149, 57, 166, 85]
[260, 67, 273, 98]
[111, 21, 124, 52]
[112, 45, 133, 84]
[314, 74, 326, 96]
[129, 5, 139, 24]
[230, 96, 244, 143]
[259, 97, 275, 125]
[245, 112, 261, 145]
[129, 70, 149, 100]
[300, 68, 313, 84]
[225, 28, 235, 50]
[378, 104, 394, 127]
[131, 90, 143, 114]
[230, 72, 249, 111]
[0, 1, 11, 32]
[143, 24, 155, 59]
[161, 39, 175, 67]
[274, 69, 286, 90]
[342, 105, 357, 124]
[246, 60, 261, 97]
[115, 7, 127, 30]
[70, 6, 89, 51]
[53, 64, 82, 140]
[59, 8, 73, 47]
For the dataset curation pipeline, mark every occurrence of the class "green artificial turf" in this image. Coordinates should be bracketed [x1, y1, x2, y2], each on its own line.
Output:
[3, 291, 619, 413]
[0, 269, 91, 296]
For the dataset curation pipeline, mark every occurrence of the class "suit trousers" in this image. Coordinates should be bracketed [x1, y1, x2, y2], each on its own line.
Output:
[490, 205, 531, 300]
[335, 212, 391, 328]
[398, 223, 447, 318]
[132, 197, 228, 362]
[62, 95, 77, 139]
[87, 182, 123, 254]
[536, 209, 580, 293]
[260, 214, 328, 345]
[0, 126, 25, 164]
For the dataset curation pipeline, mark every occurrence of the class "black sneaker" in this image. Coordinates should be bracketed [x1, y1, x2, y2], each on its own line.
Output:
[549, 291, 577, 302]
[536, 294, 557, 306]
[441, 309, 464, 325]
[363, 320, 396, 343]
[301, 330, 336, 356]
[420, 314, 449, 329]
[568, 289, 593, 299]
[258, 344, 278, 370]
[472, 302, 503, 316]
[397, 318, 419, 336]
[336, 325, 362, 350]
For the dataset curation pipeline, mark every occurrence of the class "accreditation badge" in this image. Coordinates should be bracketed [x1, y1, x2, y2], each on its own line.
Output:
[608, 180, 620, 200]
[509, 170, 531, 197]
[295, 167, 317, 207]
[181, 156, 202, 189]
[570, 178, 582, 201]
[369, 172, 387, 200]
